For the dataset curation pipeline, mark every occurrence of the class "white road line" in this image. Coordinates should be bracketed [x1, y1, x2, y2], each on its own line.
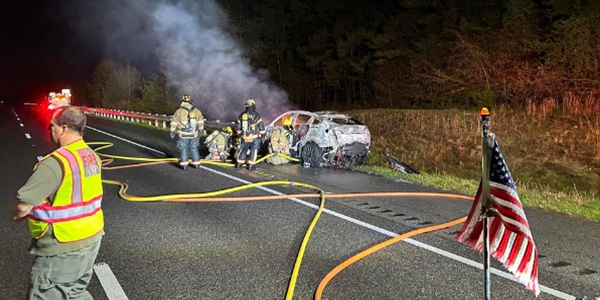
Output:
[90, 128, 576, 300]
[86, 126, 163, 154]
[20, 123, 24, 127]
[93, 263, 129, 300]
[199, 166, 575, 299]
[25, 133, 31, 139]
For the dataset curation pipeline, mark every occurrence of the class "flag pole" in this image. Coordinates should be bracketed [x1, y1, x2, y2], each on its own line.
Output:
[480, 107, 493, 300]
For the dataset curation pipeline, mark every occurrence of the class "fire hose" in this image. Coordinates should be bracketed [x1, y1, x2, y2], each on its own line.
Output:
[88, 142, 472, 300]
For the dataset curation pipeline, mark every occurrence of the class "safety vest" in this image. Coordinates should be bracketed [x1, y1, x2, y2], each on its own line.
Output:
[28, 140, 104, 242]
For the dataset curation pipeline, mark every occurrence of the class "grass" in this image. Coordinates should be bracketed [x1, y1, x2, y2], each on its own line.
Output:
[89, 100, 600, 222]
[349, 99, 600, 222]
[357, 165, 600, 221]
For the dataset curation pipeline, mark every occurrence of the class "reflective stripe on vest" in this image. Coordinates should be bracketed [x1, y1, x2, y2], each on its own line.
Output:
[30, 195, 102, 223]
[57, 147, 83, 204]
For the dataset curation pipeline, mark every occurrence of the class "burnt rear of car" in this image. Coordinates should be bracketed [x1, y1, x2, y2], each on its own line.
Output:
[327, 125, 371, 167]
[306, 112, 371, 168]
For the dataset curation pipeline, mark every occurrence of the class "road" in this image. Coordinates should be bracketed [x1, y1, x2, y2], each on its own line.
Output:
[1, 103, 598, 300]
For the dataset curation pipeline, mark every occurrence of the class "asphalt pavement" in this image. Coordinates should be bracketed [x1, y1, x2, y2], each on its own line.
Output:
[1, 103, 598, 300]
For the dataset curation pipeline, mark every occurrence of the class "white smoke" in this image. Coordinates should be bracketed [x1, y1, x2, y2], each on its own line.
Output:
[62, 0, 293, 122]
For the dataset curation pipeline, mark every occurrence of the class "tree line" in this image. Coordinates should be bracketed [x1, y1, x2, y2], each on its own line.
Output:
[83, 0, 600, 113]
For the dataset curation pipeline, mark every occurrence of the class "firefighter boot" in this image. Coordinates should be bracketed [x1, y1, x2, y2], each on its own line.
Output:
[248, 164, 256, 171]
[235, 162, 243, 169]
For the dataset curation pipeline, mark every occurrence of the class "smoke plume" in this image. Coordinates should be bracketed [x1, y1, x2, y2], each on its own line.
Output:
[61, 0, 293, 122]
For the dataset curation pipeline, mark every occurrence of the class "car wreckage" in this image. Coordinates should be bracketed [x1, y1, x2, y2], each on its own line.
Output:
[265, 110, 371, 168]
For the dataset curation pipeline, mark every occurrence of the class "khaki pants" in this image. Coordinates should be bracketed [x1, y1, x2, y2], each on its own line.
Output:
[29, 240, 101, 300]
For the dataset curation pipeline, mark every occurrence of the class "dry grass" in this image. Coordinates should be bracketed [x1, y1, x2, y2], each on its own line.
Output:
[348, 98, 600, 201]
[95, 101, 600, 219]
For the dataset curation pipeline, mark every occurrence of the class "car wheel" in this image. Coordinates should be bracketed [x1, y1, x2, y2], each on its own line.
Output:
[300, 141, 323, 168]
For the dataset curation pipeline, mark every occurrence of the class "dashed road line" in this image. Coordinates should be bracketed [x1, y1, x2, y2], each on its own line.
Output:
[93, 263, 129, 300]
[25, 133, 31, 139]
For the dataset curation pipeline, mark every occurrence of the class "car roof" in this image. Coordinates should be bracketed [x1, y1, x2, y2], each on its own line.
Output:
[313, 111, 354, 119]
[267, 110, 361, 126]
[276, 110, 351, 118]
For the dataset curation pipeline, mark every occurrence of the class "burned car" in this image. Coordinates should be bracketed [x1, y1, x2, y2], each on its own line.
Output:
[265, 110, 371, 168]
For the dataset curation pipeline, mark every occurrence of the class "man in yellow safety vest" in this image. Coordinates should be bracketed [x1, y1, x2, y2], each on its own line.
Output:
[11, 106, 104, 299]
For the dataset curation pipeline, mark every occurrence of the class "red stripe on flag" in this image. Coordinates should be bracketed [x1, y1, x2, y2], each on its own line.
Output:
[491, 187, 523, 208]
[456, 185, 484, 246]
[488, 217, 502, 247]
[495, 227, 510, 255]
[517, 243, 533, 274]
[531, 257, 539, 286]
[492, 204, 527, 226]
[505, 235, 524, 267]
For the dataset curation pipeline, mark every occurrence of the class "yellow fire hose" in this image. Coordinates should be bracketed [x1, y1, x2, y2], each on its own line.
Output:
[88, 142, 471, 299]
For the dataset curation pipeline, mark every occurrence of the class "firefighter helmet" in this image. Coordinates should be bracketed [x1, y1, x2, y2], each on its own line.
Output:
[223, 126, 233, 135]
[245, 98, 256, 107]
[182, 94, 192, 102]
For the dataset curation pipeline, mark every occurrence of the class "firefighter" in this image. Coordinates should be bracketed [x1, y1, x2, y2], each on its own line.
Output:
[204, 126, 233, 162]
[266, 119, 295, 165]
[169, 94, 205, 170]
[235, 98, 265, 170]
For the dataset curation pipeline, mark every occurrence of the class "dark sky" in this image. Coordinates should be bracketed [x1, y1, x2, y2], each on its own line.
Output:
[1, 0, 292, 121]
[1, 0, 102, 103]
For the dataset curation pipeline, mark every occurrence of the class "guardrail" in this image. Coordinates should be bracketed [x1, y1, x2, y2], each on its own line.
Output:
[80, 106, 232, 130]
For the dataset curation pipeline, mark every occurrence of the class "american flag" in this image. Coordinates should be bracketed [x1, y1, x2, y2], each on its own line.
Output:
[456, 135, 540, 296]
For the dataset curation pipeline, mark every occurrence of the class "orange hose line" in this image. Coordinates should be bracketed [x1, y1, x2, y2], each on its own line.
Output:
[314, 216, 468, 300]
[101, 160, 172, 170]
[327, 192, 473, 201]
[167, 192, 473, 202]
